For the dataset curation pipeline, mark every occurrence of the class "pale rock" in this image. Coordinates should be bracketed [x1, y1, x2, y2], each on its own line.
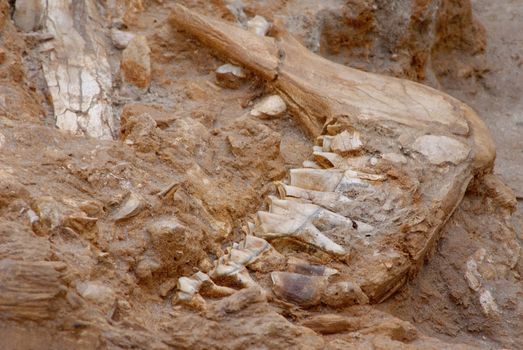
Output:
[464, 256, 482, 291]
[121, 35, 151, 89]
[479, 289, 500, 316]
[13, 0, 43, 32]
[76, 281, 115, 306]
[111, 28, 135, 49]
[250, 95, 287, 118]
[215, 64, 246, 89]
[247, 15, 270, 37]
[135, 256, 161, 279]
[411, 135, 470, 165]
[147, 217, 185, 243]
[159, 278, 178, 297]
[322, 281, 369, 307]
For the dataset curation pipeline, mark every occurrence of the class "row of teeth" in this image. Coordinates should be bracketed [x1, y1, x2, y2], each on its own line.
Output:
[175, 129, 385, 308]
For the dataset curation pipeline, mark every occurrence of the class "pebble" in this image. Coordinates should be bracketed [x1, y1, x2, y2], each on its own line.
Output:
[250, 95, 287, 118]
[247, 15, 270, 37]
[111, 28, 135, 49]
[215, 64, 246, 89]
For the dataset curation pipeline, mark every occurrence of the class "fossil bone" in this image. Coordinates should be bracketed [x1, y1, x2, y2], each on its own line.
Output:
[37, 0, 117, 139]
[169, 5, 496, 303]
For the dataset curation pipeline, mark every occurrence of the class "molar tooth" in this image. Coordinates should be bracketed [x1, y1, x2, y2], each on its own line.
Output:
[330, 130, 364, 155]
[313, 150, 346, 169]
[302, 160, 321, 169]
[287, 257, 339, 277]
[276, 183, 353, 209]
[210, 258, 257, 288]
[256, 211, 347, 256]
[290, 168, 344, 192]
[193, 271, 236, 298]
[271, 271, 327, 307]
[229, 248, 254, 266]
[240, 235, 269, 256]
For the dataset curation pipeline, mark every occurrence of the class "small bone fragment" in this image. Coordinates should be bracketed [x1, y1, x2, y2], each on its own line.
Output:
[135, 257, 161, 279]
[113, 192, 145, 222]
[215, 64, 246, 89]
[247, 15, 270, 37]
[479, 290, 500, 316]
[250, 95, 287, 118]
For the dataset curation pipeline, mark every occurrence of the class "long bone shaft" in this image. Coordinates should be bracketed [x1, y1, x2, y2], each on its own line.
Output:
[169, 4, 495, 172]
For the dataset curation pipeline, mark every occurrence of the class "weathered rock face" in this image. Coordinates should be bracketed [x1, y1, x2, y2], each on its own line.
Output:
[0, 0, 520, 349]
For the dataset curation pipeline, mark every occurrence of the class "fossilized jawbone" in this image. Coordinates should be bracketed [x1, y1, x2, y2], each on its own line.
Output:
[169, 5, 496, 305]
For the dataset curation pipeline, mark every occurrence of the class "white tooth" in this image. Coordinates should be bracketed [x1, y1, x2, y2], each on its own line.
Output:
[229, 248, 254, 266]
[302, 160, 322, 169]
[313, 151, 346, 169]
[330, 130, 364, 155]
[256, 211, 346, 256]
[290, 168, 344, 192]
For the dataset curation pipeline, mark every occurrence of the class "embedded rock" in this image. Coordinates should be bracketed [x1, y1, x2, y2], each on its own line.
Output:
[121, 35, 152, 89]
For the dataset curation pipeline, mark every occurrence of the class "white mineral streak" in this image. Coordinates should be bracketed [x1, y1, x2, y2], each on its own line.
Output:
[41, 1, 116, 139]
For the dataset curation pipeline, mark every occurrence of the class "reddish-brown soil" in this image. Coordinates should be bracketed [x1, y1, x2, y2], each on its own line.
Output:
[0, 0, 521, 349]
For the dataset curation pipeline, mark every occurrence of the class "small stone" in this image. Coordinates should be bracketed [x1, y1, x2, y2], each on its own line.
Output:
[322, 281, 369, 307]
[247, 15, 270, 37]
[121, 35, 151, 89]
[411, 135, 470, 165]
[76, 281, 115, 307]
[159, 278, 178, 297]
[135, 256, 161, 279]
[147, 217, 185, 244]
[215, 64, 246, 89]
[111, 28, 135, 49]
[250, 95, 287, 118]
